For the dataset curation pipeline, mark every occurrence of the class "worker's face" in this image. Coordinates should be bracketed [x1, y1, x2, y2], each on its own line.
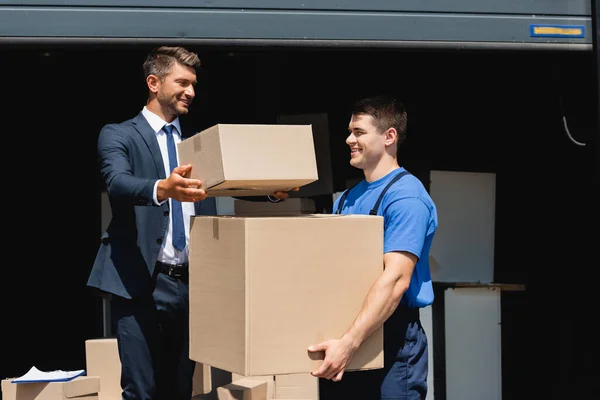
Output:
[156, 62, 197, 118]
[346, 114, 388, 171]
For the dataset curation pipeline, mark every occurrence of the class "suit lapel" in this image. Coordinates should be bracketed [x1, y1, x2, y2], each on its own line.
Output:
[132, 112, 166, 179]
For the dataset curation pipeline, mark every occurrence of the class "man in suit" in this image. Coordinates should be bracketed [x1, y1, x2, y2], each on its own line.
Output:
[87, 46, 291, 400]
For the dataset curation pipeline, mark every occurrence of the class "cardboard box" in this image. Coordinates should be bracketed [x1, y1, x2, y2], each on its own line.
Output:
[231, 374, 274, 399]
[84, 337, 211, 399]
[234, 198, 316, 217]
[277, 113, 334, 197]
[191, 362, 212, 396]
[217, 378, 267, 400]
[188, 214, 384, 376]
[274, 373, 319, 400]
[85, 338, 121, 400]
[1, 376, 99, 400]
[178, 124, 318, 197]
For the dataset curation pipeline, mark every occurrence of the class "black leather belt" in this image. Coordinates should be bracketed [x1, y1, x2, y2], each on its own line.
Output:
[156, 261, 189, 279]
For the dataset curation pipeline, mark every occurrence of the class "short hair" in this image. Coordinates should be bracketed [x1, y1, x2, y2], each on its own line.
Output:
[143, 46, 201, 81]
[350, 95, 408, 146]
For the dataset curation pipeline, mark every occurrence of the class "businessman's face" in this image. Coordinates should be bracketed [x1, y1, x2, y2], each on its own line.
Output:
[157, 62, 197, 118]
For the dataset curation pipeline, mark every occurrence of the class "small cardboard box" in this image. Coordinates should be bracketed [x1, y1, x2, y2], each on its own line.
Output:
[191, 362, 212, 396]
[85, 338, 121, 400]
[231, 373, 274, 399]
[178, 124, 318, 197]
[217, 378, 267, 400]
[188, 214, 384, 376]
[84, 337, 212, 399]
[274, 373, 319, 399]
[1, 376, 99, 400]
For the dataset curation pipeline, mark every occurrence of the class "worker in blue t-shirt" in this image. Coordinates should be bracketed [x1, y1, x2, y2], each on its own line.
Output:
[308, 95, 438, 400]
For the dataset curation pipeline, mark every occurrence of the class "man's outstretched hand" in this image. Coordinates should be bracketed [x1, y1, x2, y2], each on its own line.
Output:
[271, 187, 300, 200]
[159, 164, 207, 202]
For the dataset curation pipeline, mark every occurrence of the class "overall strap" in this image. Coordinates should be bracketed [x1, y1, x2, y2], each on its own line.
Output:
[335, 185, 355, 214]
[335, 170, 411, 215]
[369, 170, 411, 215]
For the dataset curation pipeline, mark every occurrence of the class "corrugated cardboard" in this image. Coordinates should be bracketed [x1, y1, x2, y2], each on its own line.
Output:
[233, 198, 316, 217]
[84, 338, 211, 399]
[188, 214, 384, 376]
[274, 373, 319, 400]
[277, 113, 334, 197]
[231, 373, 274, 399]
[217, 378, 267, 400]
[85, 338, 121, 400]
[1, 376, 99, 400]
[178, 124, 318, 197]
[191, 363, 213, 396]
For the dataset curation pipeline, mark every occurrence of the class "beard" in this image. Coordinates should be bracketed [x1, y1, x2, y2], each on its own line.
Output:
[158, 91, 189, 116]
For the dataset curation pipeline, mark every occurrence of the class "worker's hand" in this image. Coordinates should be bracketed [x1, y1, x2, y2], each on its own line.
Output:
[307, 336, 357, 382]
[271, 187, 300, 200]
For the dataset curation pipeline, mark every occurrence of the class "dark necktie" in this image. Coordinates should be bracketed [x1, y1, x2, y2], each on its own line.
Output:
[163, 124, 186, 252]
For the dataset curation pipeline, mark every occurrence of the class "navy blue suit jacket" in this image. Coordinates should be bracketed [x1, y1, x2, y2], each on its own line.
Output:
[87, 112, 217, 299]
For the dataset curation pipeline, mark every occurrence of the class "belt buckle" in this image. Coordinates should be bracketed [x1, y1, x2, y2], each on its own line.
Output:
[168, 266, 182, 278]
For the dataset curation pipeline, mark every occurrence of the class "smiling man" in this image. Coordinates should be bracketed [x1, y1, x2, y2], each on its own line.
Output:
[87, 46, 291, 400]
[308, 95, 438, 400]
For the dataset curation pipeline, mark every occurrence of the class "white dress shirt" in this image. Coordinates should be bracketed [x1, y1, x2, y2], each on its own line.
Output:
[142, 106, 194, 265]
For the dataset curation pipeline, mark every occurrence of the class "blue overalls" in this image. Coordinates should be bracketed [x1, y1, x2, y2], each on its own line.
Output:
[320, 171, 429, 400]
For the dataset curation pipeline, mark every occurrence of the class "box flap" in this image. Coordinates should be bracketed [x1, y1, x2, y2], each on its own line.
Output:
[63, 376, 100, 398]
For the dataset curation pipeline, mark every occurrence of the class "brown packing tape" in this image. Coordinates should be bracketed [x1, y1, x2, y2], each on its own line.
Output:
[193, 134, 202, 152]
[212, 218, 219, 240]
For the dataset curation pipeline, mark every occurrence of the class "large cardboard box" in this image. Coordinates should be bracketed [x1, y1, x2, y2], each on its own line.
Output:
[178, 124, 318, 197]
[188, 214, 384, 376]
[1, 376, 99, 400]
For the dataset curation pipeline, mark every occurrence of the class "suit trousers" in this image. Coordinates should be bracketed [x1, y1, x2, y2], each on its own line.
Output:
[111, 272, 195, 400]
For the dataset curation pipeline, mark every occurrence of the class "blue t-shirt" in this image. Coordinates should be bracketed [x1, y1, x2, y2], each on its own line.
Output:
[332, 168, 438, 308]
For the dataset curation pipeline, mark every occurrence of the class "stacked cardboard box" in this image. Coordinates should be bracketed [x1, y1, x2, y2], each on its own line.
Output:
[230, 374, 275, 399]
[180, 123, 384, 399]
[218, 372, 318, 400]
[85, 338, 121, 400]
[84, 338, 212, 400]
[188, 214, 385, 377]
[273, 374, 319, 399]
[1, 376, 100, 400]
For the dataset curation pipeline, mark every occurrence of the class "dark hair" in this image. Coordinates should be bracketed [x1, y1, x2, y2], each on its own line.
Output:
[143, 46, 201, 81]
[350, 95, 408, 146]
